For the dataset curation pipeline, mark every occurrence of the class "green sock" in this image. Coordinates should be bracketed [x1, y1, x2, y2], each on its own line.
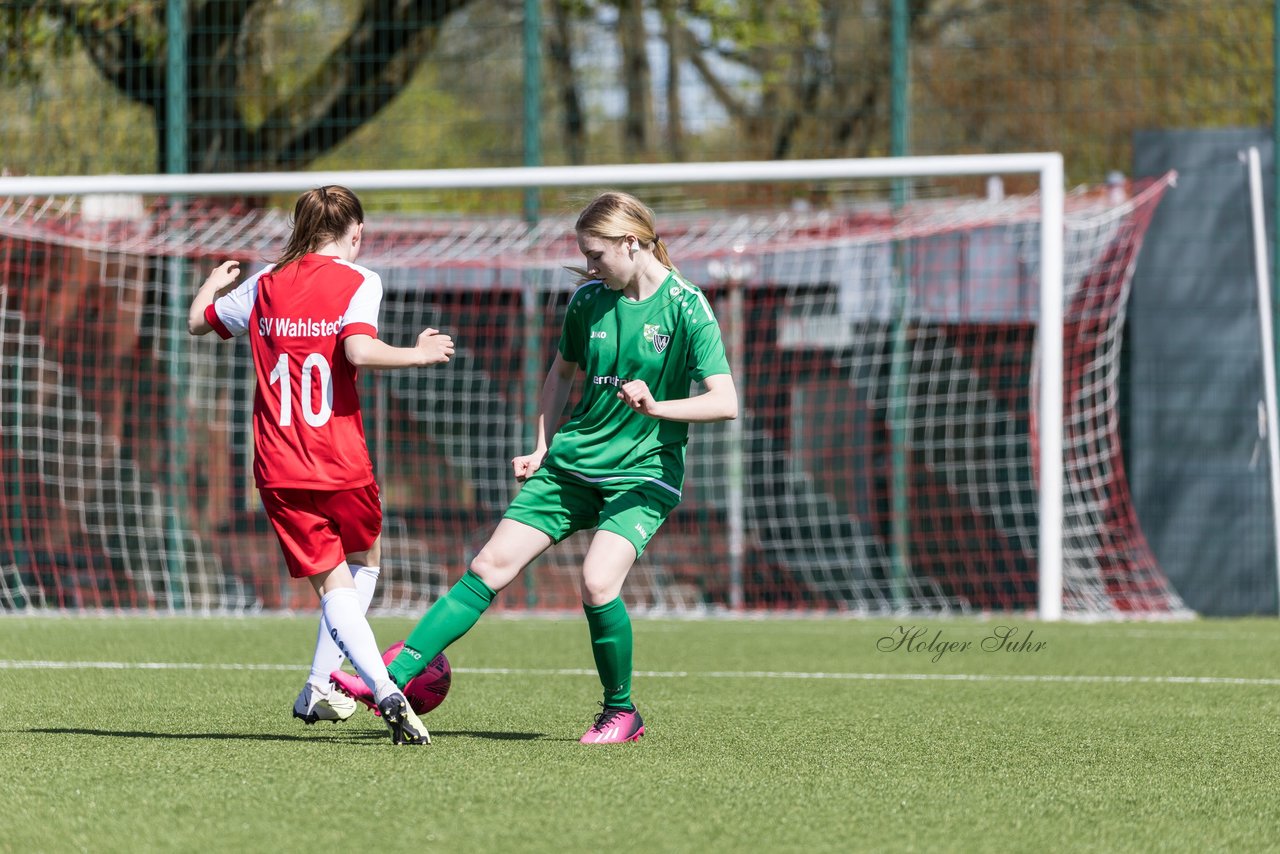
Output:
[583, 597, 633, 708]
[388, 569, 496, 686]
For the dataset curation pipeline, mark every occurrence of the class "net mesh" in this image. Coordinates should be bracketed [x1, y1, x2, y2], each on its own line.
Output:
[0, 174, 1186, 616]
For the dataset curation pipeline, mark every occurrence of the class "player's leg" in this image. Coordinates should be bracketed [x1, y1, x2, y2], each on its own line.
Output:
[577, 484, 676, 744]
[308, 564, 395, 702]
[383, 519, 553, 687]
[308, 556, 379, 677]
[310, 564, 428, 745]
[300, 538, 380, 721]
[373, 466, 588, 688]
[300, 486, 383, 722]
[265, 486, 425, 744]
[577, 531, 646, 743]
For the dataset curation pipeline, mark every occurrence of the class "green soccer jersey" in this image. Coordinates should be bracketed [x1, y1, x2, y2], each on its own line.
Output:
[546, 270, 732, 497]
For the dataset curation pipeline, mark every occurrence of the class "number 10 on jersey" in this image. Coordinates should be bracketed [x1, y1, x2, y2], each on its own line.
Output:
[270, 352, 333, 427]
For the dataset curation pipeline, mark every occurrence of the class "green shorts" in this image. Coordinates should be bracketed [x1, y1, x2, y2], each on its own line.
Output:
[503, 465, 681, 557]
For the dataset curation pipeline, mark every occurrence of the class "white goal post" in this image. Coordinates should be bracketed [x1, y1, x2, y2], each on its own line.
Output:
[1, 153, 1180, 621]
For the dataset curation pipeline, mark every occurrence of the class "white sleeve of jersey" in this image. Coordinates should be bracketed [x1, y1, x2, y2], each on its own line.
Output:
[211, 265, 270, 337]
[342, 269, 383, 333]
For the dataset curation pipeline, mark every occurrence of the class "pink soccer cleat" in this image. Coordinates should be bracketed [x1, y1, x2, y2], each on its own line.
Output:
[329, 642, 404, 716]
[332, 641, 453, 718]
[329, 667, 377, 713]
[579, 704, 645, 744]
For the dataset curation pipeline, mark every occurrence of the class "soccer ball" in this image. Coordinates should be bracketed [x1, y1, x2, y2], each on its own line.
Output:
[404, 651, 451, 715]
[381, 641, 451, 715]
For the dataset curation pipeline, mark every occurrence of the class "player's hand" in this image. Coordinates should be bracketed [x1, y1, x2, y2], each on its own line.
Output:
[618, 380, 662, 418]
[202, 260, 241, 293]
[512, 448, 547, 482]
[416, 328, 455, 365]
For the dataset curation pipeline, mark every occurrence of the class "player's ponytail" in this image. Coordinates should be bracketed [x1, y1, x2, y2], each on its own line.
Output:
[274, 185, 365, 271]
[652, 234, 673, 270]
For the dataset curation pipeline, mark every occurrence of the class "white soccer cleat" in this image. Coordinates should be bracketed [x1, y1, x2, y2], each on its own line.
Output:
[293, 682, 359, 724]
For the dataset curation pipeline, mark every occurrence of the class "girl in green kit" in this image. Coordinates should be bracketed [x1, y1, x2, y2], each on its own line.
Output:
[332, 191, 738, 743]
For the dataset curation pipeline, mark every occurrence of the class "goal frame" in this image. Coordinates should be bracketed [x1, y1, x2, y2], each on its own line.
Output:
[0, 154, 1067, 619]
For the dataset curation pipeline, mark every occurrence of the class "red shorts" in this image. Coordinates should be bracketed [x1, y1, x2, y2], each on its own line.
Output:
[259, 482, 382, 578]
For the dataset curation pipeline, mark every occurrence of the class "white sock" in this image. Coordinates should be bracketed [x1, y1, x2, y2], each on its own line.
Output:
[308, 565, 380, 691]
[319, 587, 395, 700]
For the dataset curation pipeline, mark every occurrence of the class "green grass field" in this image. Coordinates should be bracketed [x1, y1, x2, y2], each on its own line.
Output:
[1, 615, 1278, 852]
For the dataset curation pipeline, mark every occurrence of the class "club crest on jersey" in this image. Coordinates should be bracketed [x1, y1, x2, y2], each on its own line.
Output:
[644, 323, 670, 354]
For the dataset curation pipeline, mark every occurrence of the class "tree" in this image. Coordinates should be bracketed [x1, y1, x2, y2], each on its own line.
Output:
[656, 0, 1222, 178]
[1, 0, 1265, 182]
[917, 0, 1269, 181]
[671, 0, 907, 161]
[547, 0, 587, 164]
[3, 0, 475, 173]
[615, 0, 654, 157]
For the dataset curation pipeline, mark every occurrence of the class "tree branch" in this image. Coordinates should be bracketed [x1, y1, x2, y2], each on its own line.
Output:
[251, 0, 474, 171]
[44, 0, 162, 113]
[679, 21, 751, 123]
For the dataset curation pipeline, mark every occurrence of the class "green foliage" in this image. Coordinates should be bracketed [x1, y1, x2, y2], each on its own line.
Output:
[237, 0, 358, 128]
[919, 0, 1273, 182]
[0, 3, 75, 83]
[0, 0, 1274, 186]
[0, 1, 165, 84]
[0, 36, 154, 175]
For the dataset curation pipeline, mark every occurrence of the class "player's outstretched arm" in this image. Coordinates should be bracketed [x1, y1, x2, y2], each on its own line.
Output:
[188, 260, 241, 336]
[344, 328, 455, 369]
[512, 354, 577, 481]
[618, 372, 738, 423]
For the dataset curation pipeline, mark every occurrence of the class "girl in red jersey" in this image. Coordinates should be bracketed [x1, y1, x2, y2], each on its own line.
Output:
[188, 186, 453, 745]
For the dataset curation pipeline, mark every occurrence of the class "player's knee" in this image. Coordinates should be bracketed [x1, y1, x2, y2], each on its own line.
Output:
[470, 549, 519, 592]
[580, 573, 622, 606]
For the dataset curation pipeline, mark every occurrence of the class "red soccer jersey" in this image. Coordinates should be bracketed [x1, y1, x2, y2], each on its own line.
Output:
[205, 254, 382, 490]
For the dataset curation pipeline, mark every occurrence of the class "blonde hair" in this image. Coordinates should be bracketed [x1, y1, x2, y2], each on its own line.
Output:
[274, 185, 365, 271]
[568, 191, 674, 284]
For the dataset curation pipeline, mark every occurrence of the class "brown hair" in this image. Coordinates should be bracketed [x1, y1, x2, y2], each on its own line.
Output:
[568, 191, 674, 284]
[274, 185, 365, 270]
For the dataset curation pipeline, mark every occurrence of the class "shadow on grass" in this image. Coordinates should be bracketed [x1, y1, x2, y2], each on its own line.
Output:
[431, 730, 548, 741]
[24, 727, 383, 743]
[22, 727, 550, 743]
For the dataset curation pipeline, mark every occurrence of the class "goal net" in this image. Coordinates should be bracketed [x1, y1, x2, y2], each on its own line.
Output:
[0, 158, 1187, 618]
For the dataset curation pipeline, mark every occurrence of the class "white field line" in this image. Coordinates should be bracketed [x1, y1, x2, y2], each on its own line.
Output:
[1, 660, 1278, 686]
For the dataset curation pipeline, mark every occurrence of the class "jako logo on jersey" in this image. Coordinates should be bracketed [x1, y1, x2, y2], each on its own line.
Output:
[258, 316, 343, 338]
[634, 522, 649, 539]
[590, 330, 608, 339]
